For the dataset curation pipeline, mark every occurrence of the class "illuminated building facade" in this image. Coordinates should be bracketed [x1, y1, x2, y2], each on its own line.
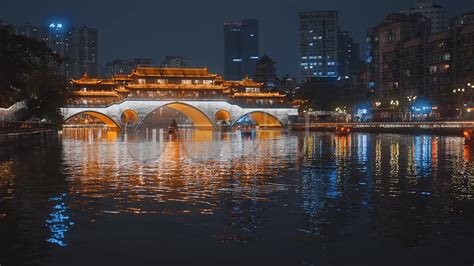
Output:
[68, 67, 287, 107]
[224, 19, 259, 80]
[65, 67, 294, 130]
[299, 11, 339, 80]
[368, 12, 474, 120]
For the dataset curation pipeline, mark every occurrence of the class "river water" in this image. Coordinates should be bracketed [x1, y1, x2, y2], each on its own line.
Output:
[0, 129, 473, 265]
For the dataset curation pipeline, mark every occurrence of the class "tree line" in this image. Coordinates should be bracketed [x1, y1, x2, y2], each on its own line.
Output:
[0, 22, 69, 128]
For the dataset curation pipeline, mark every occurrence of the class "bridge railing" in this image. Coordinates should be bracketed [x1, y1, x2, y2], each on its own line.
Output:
[0, 121, 54, 134]
[292, 121, 474, 129]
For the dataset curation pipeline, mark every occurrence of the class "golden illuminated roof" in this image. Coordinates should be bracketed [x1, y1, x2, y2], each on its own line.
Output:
[71, 90, 119, 97]
[71, 73, 117, 85]
[71, 73, 102, 85]
[224, 76, 263, 88]
[115, 87, 130, 93]
[232, 92, 286, 98]
[125, 84, 227, 90]
[114, 74, 133, 81]
[132, 67, 217, 78]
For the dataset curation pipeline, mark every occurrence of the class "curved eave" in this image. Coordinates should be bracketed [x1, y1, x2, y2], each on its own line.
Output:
[232, 93, 286, 98]
[71, 91, 119, 97]
[125, 84, 227, 90]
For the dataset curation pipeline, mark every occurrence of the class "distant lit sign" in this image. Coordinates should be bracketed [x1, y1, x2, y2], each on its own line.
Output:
[357, 108, 368, 115]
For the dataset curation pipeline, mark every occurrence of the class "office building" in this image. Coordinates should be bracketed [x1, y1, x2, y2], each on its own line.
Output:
[337, 30, 360, 78]
[299, 11, 339, 80]
[401, 0, 448, 33]
[224, 19, 259, 80]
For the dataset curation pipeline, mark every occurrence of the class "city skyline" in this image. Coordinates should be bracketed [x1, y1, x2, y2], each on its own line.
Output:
[1, 0, 472, 78]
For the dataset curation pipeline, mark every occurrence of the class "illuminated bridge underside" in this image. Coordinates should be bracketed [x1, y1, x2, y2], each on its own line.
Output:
[61, 101, 297, 131]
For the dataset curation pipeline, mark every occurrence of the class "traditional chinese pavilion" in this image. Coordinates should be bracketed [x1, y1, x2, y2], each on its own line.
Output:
[69, 67, 287, 107]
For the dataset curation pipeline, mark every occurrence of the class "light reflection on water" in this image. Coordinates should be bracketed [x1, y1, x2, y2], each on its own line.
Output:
[0, 128, 473, 265]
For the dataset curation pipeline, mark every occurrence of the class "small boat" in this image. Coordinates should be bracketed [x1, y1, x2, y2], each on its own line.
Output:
[335, 126, 351, 136]
[168, 119, 179, 135]
[464, 129, 473, 145]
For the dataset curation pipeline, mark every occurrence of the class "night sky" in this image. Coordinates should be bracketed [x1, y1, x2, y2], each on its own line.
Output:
[1, 0, 473, 77]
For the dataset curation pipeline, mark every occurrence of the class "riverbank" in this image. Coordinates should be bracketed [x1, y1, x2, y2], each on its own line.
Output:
[0, 129, 57, 146]
[291, 121, 474, 136]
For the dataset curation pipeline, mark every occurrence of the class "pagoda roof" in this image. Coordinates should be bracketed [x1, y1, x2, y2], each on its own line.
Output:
[125, 84, 227, 90]
[71, 73, 117, 85]
[225, 76, 263, 87]
[114, 74, 133, 81]
[132, 67, 217, 78]
[71, 90, 119, 97]
[232, 92, 286, 98]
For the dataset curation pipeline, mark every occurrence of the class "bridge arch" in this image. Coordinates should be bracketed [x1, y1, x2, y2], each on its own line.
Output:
[214, 109, 231, 125]
[137, 102, 216, 130]
[231, 111, 283, 128]
[120, 109, 139, 125]
[63, 111, 122, 131]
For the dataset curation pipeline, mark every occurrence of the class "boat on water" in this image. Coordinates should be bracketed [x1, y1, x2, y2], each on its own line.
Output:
[335, 126, 351, 136]
[464, 129, 474, 145]
[168, 119, 179, 135]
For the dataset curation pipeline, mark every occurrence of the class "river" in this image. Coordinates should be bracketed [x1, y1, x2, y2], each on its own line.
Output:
[0, 129, 473, 265]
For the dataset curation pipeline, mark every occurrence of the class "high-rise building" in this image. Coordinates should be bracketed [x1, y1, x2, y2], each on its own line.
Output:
[299, 11, 339, 81]
[367, 12, 474, 120]
[76, 27, 98, 77]
[160, 56, 186, 68]
[224, 19, 259, 80]
[401, 0, 448, 33]
[337, 30, 360, 78]
[14, 22, 98, 79]
[367, 13, 431, 101]
[46, 22, 72, 76]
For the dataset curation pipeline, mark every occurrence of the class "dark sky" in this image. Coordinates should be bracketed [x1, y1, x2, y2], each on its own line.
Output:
[1, 0, 473, 77]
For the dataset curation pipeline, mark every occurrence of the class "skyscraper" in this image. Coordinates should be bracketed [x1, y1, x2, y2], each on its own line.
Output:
[46, 22, 72, 76]
[224, 19, 259, 80]
[337, 30, 360, 78]
[76, 27, 98, 78]
[401, 0, 448, 33]
[299, 11, 339, 81]
[14, 22, 98, 79]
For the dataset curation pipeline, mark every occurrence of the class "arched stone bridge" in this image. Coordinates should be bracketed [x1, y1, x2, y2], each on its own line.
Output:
[61, 100, 298, 131]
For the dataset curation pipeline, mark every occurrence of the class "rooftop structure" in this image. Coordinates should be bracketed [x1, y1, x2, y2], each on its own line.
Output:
[68, 67, 287, 108]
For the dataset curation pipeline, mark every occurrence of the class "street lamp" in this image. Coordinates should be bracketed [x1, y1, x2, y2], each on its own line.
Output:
[453, 87, 466, 120]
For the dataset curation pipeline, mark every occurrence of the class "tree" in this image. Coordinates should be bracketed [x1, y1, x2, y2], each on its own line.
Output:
[0, 22, 68, 127]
